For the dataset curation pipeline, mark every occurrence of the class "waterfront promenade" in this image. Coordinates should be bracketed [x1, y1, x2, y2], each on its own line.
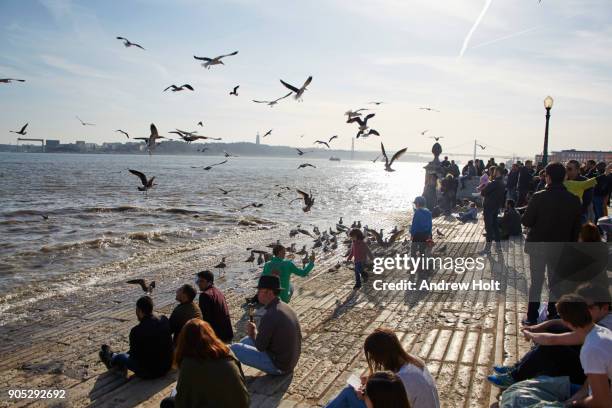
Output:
[1, 216, 535, 408]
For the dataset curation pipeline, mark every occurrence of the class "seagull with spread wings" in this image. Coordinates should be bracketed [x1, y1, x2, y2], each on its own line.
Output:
[280, 76, 313, 100]
[128, 169, 156, 192]
[164, 84, 194, 92]
[0, 78, 26, 84]
[76, 116, 95, 126]
[115, 129, 129, 139]
[116, 37, 145, 50]
[368, 101, 384, 105]
[133, 123, 165, 155]
[347, 113, 378, 138]
[419, 107, 440, 112]
[252, 92, 292, 107]
[381, 143, 407, 172]
[203, 159, 228, 170]
[9, 123, 28, 135]
[314, 140, 330, 149]
[429, 136, 444, 141]
[345, 108, 368, 119]
[298, 163, 316, 169]
[328, 135, 338, 143]
[290, 189, 315, 212]
[476, 144, 486, 150]
[262, 129, 273, 138]
[193, 51, 238, 69]
[229, 85, 239, 96]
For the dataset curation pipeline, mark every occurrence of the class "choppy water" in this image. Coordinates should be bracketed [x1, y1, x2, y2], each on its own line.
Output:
[0, 152, 425, 316]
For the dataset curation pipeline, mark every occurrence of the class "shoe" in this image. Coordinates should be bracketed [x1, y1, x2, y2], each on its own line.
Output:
[361, 271, 369, 282]
[353, 283, 362, 290]
[99, 345, 113, 370]
[493, 365, 513, 374]
[487, 373, 515, 389]
[521, 318, 537, 327]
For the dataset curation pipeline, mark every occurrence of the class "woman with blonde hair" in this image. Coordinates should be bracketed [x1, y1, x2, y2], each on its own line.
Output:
[325, 327, 439, 408]
[160, 319, 249, 408]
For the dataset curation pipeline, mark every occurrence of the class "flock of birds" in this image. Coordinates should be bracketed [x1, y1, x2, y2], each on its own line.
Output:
[4, 35, 451, 290]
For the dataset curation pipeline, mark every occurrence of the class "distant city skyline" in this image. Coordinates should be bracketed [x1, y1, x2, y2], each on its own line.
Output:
[1, 0, 611, 157]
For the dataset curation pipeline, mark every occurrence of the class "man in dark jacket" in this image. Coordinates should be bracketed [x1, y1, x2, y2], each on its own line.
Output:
[517, 160, 534, 206]
[521, 162, 582, 325]
[169, 284, 202, 343]
[481, 166, 506, 252]
[99, 296, 173, 379]
[197, 270, 234, 343]
[506, 163, 519, 202]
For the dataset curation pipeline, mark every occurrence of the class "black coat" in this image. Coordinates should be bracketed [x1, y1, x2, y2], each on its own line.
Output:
[482, 177, 506, 210]
[507, 170, 519, 189]
[521, 183, 581, 243]
[517, 166, 534, 190]
[129, 315, 173, 378]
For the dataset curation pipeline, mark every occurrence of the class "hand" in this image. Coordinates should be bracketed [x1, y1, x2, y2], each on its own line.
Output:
[522, 329, 534, 341]
[247, 321, 256, 338]
[354, 386, 365, 401]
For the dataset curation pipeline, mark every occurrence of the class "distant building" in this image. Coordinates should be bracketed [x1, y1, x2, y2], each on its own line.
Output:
[256, 132, 260, 145]
[535, 149, 612, 164]
[46, 140, 60, 148]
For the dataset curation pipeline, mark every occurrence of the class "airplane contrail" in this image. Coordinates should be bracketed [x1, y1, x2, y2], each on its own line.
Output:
[458, 0, 494, 58]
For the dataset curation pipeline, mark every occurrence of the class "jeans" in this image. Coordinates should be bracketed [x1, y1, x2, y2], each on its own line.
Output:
[354, 261, 363, 286]
[111, 352, 139, 373]
[511, 344, 585, 385]
[483, 207, 500, 243]
[507, 187, 517, 203]
[527, 251, 559, 322]
[324, 385, 366, 408]
[230, 336, 284, 375]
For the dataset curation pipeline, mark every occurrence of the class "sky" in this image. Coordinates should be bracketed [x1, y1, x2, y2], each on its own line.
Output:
[1, 0, 611, 158]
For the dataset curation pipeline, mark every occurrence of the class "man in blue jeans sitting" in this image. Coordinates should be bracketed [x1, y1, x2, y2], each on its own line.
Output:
[99, 296, 173, 379]
[230, 275, 302, 375]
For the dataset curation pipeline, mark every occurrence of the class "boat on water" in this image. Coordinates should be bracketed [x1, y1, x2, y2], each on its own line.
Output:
[329, 156, 341, 161]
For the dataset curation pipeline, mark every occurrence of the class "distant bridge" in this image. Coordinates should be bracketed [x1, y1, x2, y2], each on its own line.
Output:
[16, 138, 45, 152]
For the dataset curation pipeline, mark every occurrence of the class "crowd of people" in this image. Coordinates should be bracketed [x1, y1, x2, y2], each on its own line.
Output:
[96, 155, 610, 407]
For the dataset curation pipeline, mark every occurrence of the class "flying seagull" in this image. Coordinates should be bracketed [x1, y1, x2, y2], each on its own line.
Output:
[372, 154, 381, 163]
[380, 142, 407, 172]
[345, 108, 368, 119]
[348, 184, 358, 191]
[223, 151, 237, 158]
[347, 113, 377, 138]
[296, 148, 307, 156]
[291, 189, 315, 212]
[115, 129, 129, 138]
[421, 129, 429, 136]
[76, 116, 95, 126]
[252, 92, 292, 107]
[298, 163, 316, 169]
[476, 144, 486, 150]
[203, 159, 228, 170]
[368, 101, 384, 105]
[170, 129, 221, 142]
[328, 135, 338, 143]
[116, 37, 145, 50]
[0, 78, 25, 84]
[163, 84, 194, 92]
[229, 85, 239, 96]
[419, 107, 440, 112]
[280, 76, 313, 100]
[128, 169, 156, 192]
[193, 51, 239, 69]
[126, 279, 155, 294]
[429, 136, 444, 141]
[358, 129, 380, 138]
[9, 123, 28, 135]
[314, 140, 330, 149]
[197, 121, 203, 127]
[263, 129, 273, 138]
[218, 187, 233, 195]
[133, 123, 165, 155]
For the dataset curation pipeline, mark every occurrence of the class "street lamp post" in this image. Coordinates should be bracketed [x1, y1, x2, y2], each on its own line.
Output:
[542, 96, 554, 166]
